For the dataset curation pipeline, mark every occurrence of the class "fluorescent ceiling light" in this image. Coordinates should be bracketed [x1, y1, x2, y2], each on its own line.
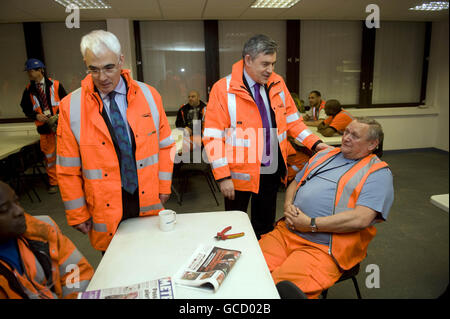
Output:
[54, 0, 111, 9]
[409, 1, 449, 11]
[251, 0, 301, 9]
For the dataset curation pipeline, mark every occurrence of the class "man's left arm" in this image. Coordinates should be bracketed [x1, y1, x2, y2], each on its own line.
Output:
[151, 87, 175, 203]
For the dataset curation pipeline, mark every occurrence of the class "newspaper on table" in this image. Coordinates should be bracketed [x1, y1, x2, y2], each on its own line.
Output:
[173, 245, 241, 293]
[78, 277, 175, 299]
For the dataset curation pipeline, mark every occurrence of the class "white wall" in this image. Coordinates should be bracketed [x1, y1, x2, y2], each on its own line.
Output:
[106, 19, 137, 79]
[347, 19, 449, 152]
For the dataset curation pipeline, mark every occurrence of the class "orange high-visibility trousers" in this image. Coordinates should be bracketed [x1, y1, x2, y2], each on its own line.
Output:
[40, 133, 57, 186]
[259, 220, 342, 299]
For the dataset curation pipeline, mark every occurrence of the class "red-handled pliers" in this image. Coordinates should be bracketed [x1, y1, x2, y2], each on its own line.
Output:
[215, 226, 245, 240]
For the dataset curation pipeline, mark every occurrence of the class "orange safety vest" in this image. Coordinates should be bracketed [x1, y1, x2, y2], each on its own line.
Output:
[56, 69, 174, 251]
[203, 60, 320, 193]
[296, 147, 389, 270]
[323, 109, 354, 134]
[0, 214, 93, 299]
[311, 99, 326, 121]
[27, 78, 61, 130]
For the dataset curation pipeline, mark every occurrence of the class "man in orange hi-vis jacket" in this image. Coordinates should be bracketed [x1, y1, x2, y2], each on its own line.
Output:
[0, 181, 93, 299]
[260, 118, 394, 299]
[56, 30, 174, 253]
[203, 34, 328, 239]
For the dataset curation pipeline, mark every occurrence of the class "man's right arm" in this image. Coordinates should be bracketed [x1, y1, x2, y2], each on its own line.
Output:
[56, 95, 91, 232]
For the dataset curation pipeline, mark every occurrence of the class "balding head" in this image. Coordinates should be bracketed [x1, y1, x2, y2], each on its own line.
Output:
[188, 90, 200, 107]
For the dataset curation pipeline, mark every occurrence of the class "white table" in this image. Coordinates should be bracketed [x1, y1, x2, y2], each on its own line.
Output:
[87, 211, 280, 299]
[307, 126, 342, 146]
[0, 122, 37, 137]
[0, 135, 40, 160]
[430, 194, 449, 213]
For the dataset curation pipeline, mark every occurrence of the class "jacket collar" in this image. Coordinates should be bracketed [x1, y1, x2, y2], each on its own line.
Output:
[229, 59, 282, 97]
[81, 69, 136, 97]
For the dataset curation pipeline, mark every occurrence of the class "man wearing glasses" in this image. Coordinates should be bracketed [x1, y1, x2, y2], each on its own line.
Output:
[56, 30, 174, 253]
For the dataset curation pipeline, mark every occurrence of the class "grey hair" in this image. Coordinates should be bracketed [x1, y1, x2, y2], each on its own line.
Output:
[355, 117, 383, 141]
[80, 30, 121, 58]
[242, 34, 278, 60]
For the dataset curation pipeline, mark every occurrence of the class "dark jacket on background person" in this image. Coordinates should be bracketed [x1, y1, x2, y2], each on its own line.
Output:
[20, 77, 67, 135]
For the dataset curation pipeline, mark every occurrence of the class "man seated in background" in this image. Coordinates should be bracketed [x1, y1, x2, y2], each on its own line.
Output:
[176, 90, 207, 152]
[303, 90, 326, 127]
[317, 99, 354, 137]
[260, 118, 394, 299]
[0, 181, 94, 299]
[286, 137, 312, 183]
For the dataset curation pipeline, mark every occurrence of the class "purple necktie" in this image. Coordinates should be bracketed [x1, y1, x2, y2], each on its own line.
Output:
[253, 83, 271, 166]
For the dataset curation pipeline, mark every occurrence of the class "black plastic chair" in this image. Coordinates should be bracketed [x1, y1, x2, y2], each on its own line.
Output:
[178, 161, 219, 206]
[321, 263, 362, 299]
[276, 280, 308, 299]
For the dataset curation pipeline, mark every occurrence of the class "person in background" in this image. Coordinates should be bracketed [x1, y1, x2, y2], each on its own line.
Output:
[303, 90, 326, 127]
[175, 90, 207, 152]
[260, 118, 393, 299]
[56, 30, 174, 254]
[20, 58, 67, 194]
[0, 181, 94, 299]
[203, 34, 328, 239]
[317, 99, 354, 137]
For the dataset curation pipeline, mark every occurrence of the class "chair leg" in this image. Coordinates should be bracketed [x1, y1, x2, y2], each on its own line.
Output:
[321, 289, 328, 299]
[203, 172, 219, 206]
[351, 277, 362, 299]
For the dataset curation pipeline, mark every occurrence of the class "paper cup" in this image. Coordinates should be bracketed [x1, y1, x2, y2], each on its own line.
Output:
[159, 209, 177, 231]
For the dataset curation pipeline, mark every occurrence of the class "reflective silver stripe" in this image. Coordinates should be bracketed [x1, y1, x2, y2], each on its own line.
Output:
[33, 256, 47, 284]
[69, 88, 82, 145]
[140, 203, 163, 212]
[159, 136, 174, 148]
[63, 197, 86, 211]
[62, 280, 90, 297]
[286, 112, 300, 124]
[291, 165, 300, 172]
[226, 136, 250, 147]
[136, 81, 160, 141]
[59, 249, 83, 276]
[50, 85, 57, 106]
[279, 91, 285, 106]
[93, 222, 107, 232]
[34, 215, 56, 228]
[230, 171, 251, 181]
[204, 128, 225, 139]
[159, 171, 172, 181]
[47, 161, 56, 168]
[137, 154, 158, 169]
[278, 131, 287, 143]
[32, 96, 40, 110]
[46, 152, 56, 159]
[226, 75, 237, 128]
[336, 156, 382, 213]
[82, 168, 102, 180]
[296, 129, 313, 144]
[211, 157, 228, 169]
[57, 155, 81, 167]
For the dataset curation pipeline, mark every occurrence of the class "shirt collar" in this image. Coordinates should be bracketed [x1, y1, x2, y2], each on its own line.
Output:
[243, 68, 257, 90]
[100, 76, 126, 100]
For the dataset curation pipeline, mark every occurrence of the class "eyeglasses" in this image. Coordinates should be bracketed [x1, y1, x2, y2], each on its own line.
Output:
[86, 58, 121, 77]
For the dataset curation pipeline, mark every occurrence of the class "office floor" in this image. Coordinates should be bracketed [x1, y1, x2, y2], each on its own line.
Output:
[17, 149, 449, 299]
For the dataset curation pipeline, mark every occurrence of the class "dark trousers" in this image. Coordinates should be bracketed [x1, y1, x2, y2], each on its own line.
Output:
[224, 172, 281, 239]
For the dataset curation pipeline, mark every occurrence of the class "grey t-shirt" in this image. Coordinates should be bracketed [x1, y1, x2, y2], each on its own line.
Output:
[291, 152, 394, 245]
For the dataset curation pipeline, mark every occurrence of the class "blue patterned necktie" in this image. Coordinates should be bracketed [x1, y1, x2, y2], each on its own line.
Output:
[108, 91, 138, 194]
[253, 83, 271, 166]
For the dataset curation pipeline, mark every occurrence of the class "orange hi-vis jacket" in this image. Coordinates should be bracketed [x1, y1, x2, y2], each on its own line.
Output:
[296, 147, 389, 270]
[56, 70, 174, 251]
[203, 60, 320, 193]
[0, 214, 93, 299]
[27, 78, 61, 130]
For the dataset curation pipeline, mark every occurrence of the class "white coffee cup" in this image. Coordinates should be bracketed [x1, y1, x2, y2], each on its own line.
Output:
[159, 209, 177, 231]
